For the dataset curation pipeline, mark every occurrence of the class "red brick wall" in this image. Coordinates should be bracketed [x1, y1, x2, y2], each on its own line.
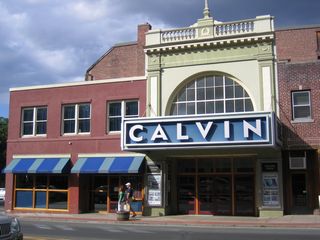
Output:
[87, 23, 151, 80]
[276, 27, 320, 62]
[276, 26, 320, 149]
[6, 79, 146, 213]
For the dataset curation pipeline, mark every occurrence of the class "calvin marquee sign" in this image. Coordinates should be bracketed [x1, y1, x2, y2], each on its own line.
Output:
[122, 112, 279, 150]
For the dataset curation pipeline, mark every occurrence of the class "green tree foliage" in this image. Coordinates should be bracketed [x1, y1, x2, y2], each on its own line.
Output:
[0, 117, 8, 172]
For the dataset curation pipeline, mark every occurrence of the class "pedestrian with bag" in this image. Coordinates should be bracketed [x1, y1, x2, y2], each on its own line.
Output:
[125, 182, 136, 217]
[117, 185, 126, 212]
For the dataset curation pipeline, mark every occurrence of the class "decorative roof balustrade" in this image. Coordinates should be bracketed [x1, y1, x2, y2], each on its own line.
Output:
[146, 15, 274, 47]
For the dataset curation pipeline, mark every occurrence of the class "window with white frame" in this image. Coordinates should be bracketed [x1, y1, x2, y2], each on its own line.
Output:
[22, 107, 47, 136]
[108, 100, 138, 132]
[292, 91, 311, 121]
[170, 75, 254, 115]
[62, 103, 91, 134]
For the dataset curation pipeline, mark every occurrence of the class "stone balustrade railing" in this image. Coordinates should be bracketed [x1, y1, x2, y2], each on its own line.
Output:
[215, 21, 254, 36]
[146, 15, 274, 46]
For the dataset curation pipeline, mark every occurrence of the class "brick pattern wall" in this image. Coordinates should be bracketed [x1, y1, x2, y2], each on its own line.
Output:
[6, 79, 147, 213]
[87, 23, 151, 80]
[276, 27, 320, 62]
[277, 35, 320, 148]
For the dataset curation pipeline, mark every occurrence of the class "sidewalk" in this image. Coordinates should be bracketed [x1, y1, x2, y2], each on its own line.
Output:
[7, 212, 320, 228]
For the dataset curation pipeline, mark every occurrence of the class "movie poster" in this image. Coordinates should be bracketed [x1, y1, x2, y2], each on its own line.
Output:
[147, 174, 162, 206]
[262, 173, 280, 206]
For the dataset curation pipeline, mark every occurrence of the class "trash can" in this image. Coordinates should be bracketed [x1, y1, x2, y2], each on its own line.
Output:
[116, 211, 130, 221]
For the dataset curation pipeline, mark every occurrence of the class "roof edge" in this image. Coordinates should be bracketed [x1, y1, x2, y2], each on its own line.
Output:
[10, 76, 147, 92]
[276, 24, 320, 32]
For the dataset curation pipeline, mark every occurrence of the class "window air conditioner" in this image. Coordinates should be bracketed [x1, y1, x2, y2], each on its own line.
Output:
[289, 157, 306, 169]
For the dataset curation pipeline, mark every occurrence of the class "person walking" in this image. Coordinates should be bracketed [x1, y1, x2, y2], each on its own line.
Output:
[125, 182, 136, 217]
[117, 185, 126, 212]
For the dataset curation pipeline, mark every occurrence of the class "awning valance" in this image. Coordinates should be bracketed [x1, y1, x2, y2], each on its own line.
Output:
[3, 157, 71, 174]
[71, 155, 144, 174]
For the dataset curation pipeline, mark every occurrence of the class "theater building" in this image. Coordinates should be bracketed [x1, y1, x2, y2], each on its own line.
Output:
[6, 3, 313, 217]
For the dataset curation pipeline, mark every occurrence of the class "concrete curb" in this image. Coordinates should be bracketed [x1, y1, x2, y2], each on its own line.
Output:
[9, 213, 320, 229]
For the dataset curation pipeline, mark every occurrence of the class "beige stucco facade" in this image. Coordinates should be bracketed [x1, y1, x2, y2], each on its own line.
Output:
[140, 12, 283, 217]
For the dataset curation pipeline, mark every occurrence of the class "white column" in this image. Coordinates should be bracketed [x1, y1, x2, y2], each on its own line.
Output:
[262, 66, 272, 111]
[150, 76, 158, 117]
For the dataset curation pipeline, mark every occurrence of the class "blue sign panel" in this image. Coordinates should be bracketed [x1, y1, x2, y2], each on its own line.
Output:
[122, 112, 275, 150]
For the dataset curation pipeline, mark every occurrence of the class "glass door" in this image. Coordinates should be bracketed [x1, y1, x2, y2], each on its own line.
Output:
[214, 176, 232, 215]
[198, 176, 232, 215]
[198, 176, 214, 214]
[234, 175, 254, 216]
[178, 176, 196, 214]
[109, 176, 119, 213]
[92, 176, 108, 212]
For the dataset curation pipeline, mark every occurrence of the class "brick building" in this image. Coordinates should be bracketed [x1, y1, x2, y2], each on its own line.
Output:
[4, 24, 149, 214]
[276, 26, 320, 214]
[3, 3, 320, 217]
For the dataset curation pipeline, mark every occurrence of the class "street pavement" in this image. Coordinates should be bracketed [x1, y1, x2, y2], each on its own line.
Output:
[5, 211, 320, 229]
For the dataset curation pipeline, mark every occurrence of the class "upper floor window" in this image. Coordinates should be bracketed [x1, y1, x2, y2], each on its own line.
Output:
[108, 100, 139, 132]
[22, 107, 47, 136]
[292, 91, 311, 121]
[170, 75, 253, 115]
[62, 103, 91, 134]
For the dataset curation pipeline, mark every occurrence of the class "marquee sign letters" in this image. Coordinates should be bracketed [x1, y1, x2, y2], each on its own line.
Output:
[122, 113, 276, 150]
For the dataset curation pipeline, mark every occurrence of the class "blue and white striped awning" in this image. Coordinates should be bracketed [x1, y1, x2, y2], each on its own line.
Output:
[71, 155, 145, 174]
[3, 157, 71, 174]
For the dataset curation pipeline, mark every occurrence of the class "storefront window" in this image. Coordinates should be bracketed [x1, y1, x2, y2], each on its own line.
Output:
[215, 158, 232, 172]
[35, 175, 47, 189]
[170, 75, 253, 115]
[15, 191, 33, 208]
[234, 158, 254, 172]
[35, 191, 47, 208]
[14, 174, 68, 210]
[198, 159, 214, 173]
[49, 175, 68, 189]
[49, 192, 68, 209]
[177, 159, 196, 173]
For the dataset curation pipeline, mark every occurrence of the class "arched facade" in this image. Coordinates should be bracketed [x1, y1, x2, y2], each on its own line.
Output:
[168, 73, 254, 116]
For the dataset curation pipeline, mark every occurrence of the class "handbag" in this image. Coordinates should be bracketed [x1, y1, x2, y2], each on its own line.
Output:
[124, 203, 130, 212]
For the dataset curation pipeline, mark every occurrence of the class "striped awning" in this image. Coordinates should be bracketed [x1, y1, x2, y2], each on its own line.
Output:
[3, 157, 71, 174]
[71, 155, 145, 174]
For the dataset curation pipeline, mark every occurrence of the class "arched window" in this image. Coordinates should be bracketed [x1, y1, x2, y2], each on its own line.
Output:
[170, 75, 254, 115]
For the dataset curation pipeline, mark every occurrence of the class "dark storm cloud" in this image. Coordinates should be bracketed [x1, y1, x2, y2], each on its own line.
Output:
[1, 0, 319, 117]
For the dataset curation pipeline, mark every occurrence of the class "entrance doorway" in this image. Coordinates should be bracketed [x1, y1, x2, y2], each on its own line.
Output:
[177, 157, 255, 216]
[198, 175, 232, 215]
[291, 173, 308, 213]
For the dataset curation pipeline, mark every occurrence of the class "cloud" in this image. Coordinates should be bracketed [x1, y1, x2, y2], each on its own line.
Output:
[0, 0, 320, 117]
[66, 0, 109, 22]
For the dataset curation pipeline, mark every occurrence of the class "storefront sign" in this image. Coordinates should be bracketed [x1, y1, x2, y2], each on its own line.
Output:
[262, 163, 278, 172]
[147, 174, 162, 206]
[122, 113, 276, 150]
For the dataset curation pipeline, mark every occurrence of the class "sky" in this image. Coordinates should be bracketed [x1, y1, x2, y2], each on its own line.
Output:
[1, 0, 320, 118]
